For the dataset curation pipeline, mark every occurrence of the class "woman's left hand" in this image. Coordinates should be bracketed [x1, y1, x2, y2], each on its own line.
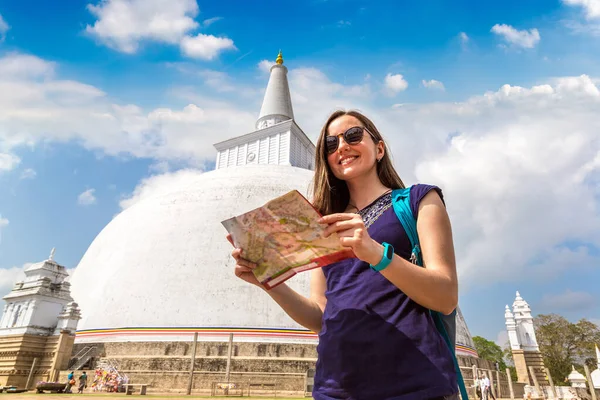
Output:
[319, 213, 383, 266]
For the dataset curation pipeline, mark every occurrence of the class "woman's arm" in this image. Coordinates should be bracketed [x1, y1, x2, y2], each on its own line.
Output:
[228, 235, 327, 333]
[264, 268, 327, 333]
[373, 190, 458, 314]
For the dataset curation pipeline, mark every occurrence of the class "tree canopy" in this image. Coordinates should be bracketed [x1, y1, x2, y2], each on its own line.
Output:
[473, 335, 507, 371]
[534, 314, 600, 385]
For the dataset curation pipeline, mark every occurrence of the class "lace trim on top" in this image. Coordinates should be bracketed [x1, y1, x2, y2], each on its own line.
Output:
[357, 193, 393, 229]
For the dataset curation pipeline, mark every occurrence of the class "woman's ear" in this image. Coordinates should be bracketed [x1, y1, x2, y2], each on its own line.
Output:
[377, 141, 385, 161]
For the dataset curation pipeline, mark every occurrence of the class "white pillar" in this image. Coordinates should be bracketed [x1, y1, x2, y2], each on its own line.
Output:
[0, 304, 9, 327]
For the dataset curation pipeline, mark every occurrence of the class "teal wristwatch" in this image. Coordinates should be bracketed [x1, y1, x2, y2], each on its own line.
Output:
[370, 242, 394, 272]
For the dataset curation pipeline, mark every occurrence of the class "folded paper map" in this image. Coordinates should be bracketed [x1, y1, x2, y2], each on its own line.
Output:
[221, 190, 353, 289]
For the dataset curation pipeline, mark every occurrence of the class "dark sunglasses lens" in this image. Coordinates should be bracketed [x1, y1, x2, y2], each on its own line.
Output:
[345, 127, 364, 144]
[326, 136, 339, 153]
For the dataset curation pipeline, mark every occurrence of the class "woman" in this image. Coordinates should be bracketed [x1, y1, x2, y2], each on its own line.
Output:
[230, 110, 459, 399]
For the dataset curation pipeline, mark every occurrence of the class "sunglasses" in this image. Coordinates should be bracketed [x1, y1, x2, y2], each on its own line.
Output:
[325, 126, 378, 155]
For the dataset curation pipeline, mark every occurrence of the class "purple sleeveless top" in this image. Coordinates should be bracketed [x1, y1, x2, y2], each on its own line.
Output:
[313, 184, 457, 400]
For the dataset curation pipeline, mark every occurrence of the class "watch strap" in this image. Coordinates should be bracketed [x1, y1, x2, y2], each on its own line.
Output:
[370, 242, 394, 272]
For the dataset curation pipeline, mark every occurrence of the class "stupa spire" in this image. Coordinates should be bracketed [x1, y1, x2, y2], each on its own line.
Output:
[256, 50, 294, 130]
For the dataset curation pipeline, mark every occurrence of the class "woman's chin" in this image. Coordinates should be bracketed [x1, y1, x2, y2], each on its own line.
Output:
[334, 166, 363, 181]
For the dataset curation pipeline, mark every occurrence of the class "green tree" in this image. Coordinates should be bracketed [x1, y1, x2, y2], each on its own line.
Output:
[534, 314, 600, 385]
[473, 336, 507, 370]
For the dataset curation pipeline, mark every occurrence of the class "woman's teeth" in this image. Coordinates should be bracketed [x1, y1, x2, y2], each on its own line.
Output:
[340, 156, 357, 166]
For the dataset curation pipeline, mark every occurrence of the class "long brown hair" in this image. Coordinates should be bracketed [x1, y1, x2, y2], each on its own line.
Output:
[311, 110, 405, 215]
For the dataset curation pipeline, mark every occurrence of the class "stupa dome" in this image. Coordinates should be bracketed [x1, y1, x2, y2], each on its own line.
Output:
[69, 165, 315, 343]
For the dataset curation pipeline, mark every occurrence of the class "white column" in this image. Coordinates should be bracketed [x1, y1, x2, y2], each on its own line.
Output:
[0, 304, 9, 327]
[275, 133, 281, 164]
[21, 300, 36, 327]
[17, 301, 30, 327]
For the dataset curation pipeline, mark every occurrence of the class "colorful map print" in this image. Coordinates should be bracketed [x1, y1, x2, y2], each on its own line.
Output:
[222, 190, 352, 289]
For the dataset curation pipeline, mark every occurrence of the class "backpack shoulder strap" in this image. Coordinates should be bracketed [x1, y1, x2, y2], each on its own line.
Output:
[391, 187, 422, 266]
[391, 186, 469, 400]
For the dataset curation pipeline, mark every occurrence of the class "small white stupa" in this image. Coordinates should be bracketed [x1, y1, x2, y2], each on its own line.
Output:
[568, 365, 587, 388]
[0, 248, 81, 335]
[591, 343, 600, 389]
[505, 291, 547, 385]
[0, 248, 81, 386]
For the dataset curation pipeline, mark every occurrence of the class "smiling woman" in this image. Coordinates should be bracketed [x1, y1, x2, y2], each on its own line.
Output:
[231, 109, 464, 399]
[310, 110, 461, 399]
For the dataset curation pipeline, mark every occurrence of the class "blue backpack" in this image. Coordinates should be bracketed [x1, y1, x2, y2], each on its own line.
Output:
[391, 187, 469, 400]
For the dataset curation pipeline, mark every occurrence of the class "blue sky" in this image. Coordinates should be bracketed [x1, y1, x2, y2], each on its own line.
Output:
[1, 0, 599, 345]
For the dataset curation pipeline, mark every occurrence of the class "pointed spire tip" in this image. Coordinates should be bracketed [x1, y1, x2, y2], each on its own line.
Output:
[276, 50, 284, 65]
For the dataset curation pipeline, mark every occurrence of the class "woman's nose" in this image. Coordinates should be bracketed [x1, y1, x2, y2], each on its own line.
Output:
[336, 134, 350, 153]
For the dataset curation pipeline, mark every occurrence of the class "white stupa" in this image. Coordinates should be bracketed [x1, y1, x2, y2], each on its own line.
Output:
[68, 51, 478, 360]
[568, 365, 587, 388]
[505, 291, 548, 385]
[70, 51, 317, 344]
[592, 343, 600, 389]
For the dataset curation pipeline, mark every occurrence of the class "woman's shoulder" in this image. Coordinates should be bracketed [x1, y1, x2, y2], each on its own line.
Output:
[404, 184, 445, 219]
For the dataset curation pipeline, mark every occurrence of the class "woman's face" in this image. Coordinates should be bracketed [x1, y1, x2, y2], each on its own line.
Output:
[326, 115, 383, 181]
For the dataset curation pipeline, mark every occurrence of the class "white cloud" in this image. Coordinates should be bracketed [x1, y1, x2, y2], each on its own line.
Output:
[85, 0, 200, 53]
[563, 0, 600, 19]
[459, 32, 470, 51]
[77, 189, 97, 206]
[196, 69, 235, 92]
[384, 73, 408, 95]
[0, 153, 20, 172]
[0, 13, 10, 41]
[495, 330, 509, 348]
[422, 79, 445, 91]
[403, 75, 600, 286]
[491, 24, 541, 49]
[180, 33, 236, 60]
[202, 16, 222, 28]
[540, 289, 596, 311]
[0, 52, 55, 79]
[119, 168, 204, 210]
[287, 67, 373, 136]
[19, 168, 36, 180]
[337, 20, 351, 27]
[0, 52, 256, 164]
[148, 160, 171, 173]
[258, 59, 273, 74]
[0, 215, 8, 245]
[564, 19, 600, 36]
[0, 265, 28, 298]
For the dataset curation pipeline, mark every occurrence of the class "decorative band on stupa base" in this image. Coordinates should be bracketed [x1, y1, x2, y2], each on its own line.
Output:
[75, 326, 319, 341]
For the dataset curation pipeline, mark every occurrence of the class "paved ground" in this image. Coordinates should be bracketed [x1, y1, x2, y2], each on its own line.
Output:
[4, 394, 516, 400]
[8, 394, 305, 400]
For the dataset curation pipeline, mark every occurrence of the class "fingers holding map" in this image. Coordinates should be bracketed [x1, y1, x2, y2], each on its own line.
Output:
[221, 190, 353, 289]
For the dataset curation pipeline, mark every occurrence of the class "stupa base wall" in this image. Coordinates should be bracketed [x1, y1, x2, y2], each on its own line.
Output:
[63, 340, 317, 393]
[59, 369, 308, 394]
[61, 340, 493, 395]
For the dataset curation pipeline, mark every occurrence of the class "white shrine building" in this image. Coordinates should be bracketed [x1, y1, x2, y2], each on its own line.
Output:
[0, 249, 81, 387]
[505, 291, 548, 386]
[592, 344, 600, 389]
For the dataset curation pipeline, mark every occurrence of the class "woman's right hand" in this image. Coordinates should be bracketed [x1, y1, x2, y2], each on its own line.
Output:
[227, 234, 262, 287]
